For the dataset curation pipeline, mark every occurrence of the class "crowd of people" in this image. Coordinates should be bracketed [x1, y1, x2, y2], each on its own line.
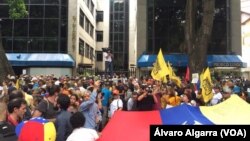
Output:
[0, 73, 250, 141]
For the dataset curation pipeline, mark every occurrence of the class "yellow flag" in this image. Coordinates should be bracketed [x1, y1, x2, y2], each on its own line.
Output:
[167, 62, 174, 76]
[16, 79, 20, 89]
[200, 67, 213, 103]
[151, 49, 168, 81]
[171, 76, 182, 88]
[167, 61, 181, 87]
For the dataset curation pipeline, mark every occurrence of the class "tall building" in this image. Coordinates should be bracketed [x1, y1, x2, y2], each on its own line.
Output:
[0, 0, 244, 76]
[0, 0, 73, 76]
[0, 0, 137, 76]
[68, 0, 96, 74]
[137, 0, 244, 73]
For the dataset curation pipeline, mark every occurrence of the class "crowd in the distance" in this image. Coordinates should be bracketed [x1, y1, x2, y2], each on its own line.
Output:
[0, 73, 250, 141]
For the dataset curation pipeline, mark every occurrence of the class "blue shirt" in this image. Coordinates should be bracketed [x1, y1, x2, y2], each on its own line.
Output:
[101, 87, 111, 106]
[79, 90, 98, 129]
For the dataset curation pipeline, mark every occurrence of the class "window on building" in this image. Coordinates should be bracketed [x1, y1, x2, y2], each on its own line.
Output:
[28, 38, 44, 53]
[45, 5, 59, 18]
[79, 9, 85, 28]
[29, 5, 44, 18]
[85, 43, 90, 58]
[30, 0, 44, 4]
[44, 19, 59, 37]
[90, 47, 94, 60]
[96, 11, 103, 22]
[90, 24, 94, 37]
[96, 31, 103, 42]
[44, 38, 58, 52]
[96, 51, 103, 61]
[13, 38, 27, 52]
[85, 19, 89, 33]
[14, 19, 28, 36]
[91, 1, 95, 15]
[29, 19, 43, 36]
[45, 0, 59, 4]
[85, 0, 90, 8]
[0, 5, 10, 18]
[79, 38, 84, 55]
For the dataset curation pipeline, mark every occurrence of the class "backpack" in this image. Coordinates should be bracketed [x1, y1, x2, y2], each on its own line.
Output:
[0, 121, 18, 141]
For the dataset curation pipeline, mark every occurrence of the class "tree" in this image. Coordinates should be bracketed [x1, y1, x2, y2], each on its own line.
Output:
[0, 0, 28, 82]
[185, 0, 215, 76]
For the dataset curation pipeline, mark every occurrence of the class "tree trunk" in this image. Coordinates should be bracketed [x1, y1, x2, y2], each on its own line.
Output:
[0, 24, 15, 82]
[185, 0, 215, 76]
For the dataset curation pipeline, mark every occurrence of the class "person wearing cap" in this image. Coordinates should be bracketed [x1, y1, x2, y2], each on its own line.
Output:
[108, 89, 123, 118]
[31, 77, 39, 89]
[222, 85, 232, 101]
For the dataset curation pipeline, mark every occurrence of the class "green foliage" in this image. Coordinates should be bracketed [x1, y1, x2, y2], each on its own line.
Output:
[8, 0, 28, 20]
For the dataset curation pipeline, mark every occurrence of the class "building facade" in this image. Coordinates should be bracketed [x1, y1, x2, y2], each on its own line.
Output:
[0, 0, 243, 76]
[0, 0, 73, 76]
[68, 0, 96, 74]
[137, 0, 242, 72]
[137, 0, 241, 56]
[0, 0, 137, 76]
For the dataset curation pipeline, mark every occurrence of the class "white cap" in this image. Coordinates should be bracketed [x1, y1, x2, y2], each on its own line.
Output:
[31, 77, 38, 81]
[42, 84, 47, 89]
[55, 80, 60, 86]
[10, 76, 15, 80]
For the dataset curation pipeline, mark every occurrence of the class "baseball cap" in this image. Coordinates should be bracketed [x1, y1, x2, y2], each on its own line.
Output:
[112, 89, 119, 95]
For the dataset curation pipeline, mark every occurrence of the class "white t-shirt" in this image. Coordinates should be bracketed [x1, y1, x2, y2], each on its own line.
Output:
[109, 99, 123, 117]
[103, 52, 112, 62]
[210, 92, 223, 105]
[66, 128, 99, 141]
[127, 98, 134, 111]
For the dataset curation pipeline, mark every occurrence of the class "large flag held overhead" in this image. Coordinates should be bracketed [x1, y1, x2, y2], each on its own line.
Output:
[151, 49, 169, 81]
[200, 67, 213, 103]
[97, 95, 250, 141]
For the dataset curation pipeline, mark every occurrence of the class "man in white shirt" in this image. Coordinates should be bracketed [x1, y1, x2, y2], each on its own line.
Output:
[109, 89, 123, 118]
[67, 112, 99, 141]
[103, 49, 113, 77]
[210, 85, 223, 105]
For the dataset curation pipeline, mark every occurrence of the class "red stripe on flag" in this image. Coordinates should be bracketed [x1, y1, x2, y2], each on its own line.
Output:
[97, 110, 162, 141]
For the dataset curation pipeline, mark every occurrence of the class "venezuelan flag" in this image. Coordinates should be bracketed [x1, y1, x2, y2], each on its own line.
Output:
[98, 95, 250, 141]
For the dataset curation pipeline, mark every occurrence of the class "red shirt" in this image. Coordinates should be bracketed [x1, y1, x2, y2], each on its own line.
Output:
[7, 115, 18, 126]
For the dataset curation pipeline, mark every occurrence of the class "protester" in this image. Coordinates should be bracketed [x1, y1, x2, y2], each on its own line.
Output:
[66, 112, 99, 141]
[55, 94, 73, 141]
[79, 80, 101, 129]
[0, 102, 17, 141]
